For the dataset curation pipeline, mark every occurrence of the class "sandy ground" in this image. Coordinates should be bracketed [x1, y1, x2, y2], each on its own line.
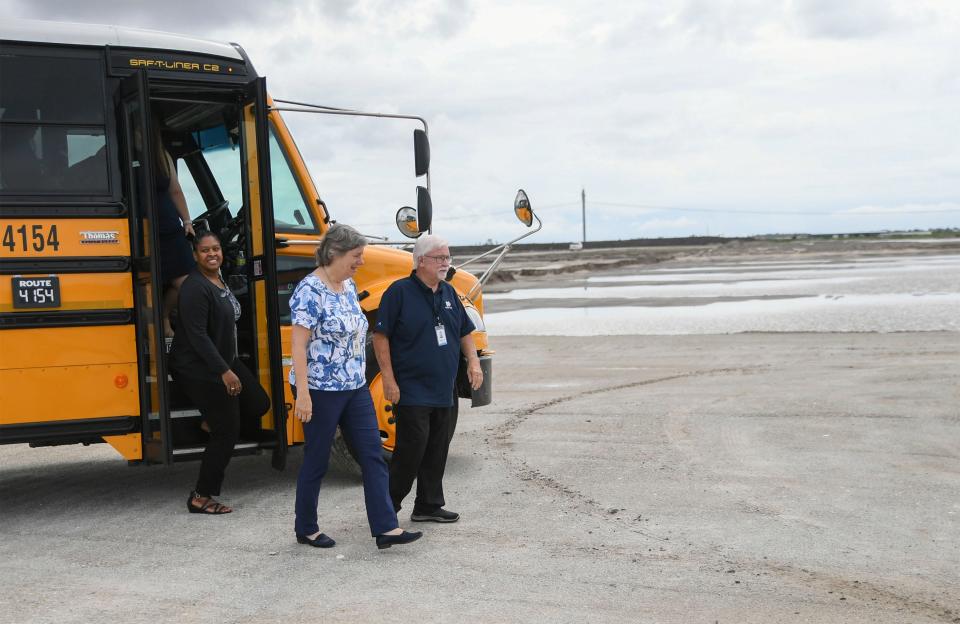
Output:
[1, 239, 959, 623]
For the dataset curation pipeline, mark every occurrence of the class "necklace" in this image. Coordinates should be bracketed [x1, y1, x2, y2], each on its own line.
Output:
[319, 266, 344, 293]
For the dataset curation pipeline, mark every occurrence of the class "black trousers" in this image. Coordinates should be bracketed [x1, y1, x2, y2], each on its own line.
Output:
[174, 359, 270, 496]
[389, 403, 458, 514]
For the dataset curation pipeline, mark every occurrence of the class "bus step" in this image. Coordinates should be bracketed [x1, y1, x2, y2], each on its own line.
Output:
[147, 409, 202, 421]
[170, 409, 201, 419]
[171, 442, 261, 461]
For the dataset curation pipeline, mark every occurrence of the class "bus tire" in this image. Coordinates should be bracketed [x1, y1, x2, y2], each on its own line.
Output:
[329, 332, 394, 475]
[329, 430, 363, 477]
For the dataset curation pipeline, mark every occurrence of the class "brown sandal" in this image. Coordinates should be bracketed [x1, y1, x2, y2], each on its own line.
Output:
[186, 491, 232, 514]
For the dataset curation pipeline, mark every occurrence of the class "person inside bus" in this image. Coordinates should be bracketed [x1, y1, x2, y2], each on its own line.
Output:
[169, 230, 269, 514]
[289, 223, 422, 549]
[153, 125, 197, 339]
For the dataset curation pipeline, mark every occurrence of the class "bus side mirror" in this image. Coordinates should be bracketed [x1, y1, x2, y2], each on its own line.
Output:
[395, 206, 421, 239]
[395, 186, 432, 238]
[514, 188, 533, 227]
[414, 129, 430, 177]
[416, 185, 432, 232]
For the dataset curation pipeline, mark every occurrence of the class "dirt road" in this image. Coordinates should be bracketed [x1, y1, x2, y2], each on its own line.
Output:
[2, 330, 958, 623]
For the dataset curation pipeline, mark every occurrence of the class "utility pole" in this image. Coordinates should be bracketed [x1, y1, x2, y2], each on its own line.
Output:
[581, 187, 586, 245]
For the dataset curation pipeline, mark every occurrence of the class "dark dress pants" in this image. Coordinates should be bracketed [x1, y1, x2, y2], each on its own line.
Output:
[389, 402, 459, 514]
[293, 386, 398, 537]
[175, 359, 270, 496]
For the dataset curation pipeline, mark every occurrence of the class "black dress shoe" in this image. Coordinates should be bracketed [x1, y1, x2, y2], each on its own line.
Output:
[376, 530, 423, 550]
[411, 508, 459, 523]
[297, 533, 336, 548]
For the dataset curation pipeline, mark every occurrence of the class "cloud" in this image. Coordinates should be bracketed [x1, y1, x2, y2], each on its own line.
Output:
[792, 0, 911, 39]
[4, 2, 959, 243]
[3, 0, 279, 31]
[426, 0, 475, 37]
[673, 0, 785, 43]
[3, 0, 475, 39]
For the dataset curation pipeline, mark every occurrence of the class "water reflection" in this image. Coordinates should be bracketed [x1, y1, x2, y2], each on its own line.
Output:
[484, 294, 960, 336]
[484, 254, 960, 336]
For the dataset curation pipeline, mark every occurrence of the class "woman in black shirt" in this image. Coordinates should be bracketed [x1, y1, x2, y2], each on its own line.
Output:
[169, 231, 269, 514]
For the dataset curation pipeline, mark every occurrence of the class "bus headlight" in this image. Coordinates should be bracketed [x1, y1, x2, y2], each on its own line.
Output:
[465, 306, 486, 333]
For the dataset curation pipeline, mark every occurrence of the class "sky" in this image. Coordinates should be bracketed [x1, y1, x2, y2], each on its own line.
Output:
[4, 1, 960, 244]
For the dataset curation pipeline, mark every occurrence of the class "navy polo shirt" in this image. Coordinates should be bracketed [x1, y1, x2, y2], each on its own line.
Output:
[374, 272, 475, 407]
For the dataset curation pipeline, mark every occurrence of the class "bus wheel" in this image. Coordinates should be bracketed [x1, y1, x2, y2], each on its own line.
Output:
[328, 383, 394, 476]
[328, 335, 396, 475]
[329, 429, 362, 477]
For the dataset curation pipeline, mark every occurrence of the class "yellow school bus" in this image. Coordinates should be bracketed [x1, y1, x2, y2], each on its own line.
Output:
[0, 20, 539, 470]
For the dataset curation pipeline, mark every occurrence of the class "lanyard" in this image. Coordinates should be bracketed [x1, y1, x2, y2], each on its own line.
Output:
[416, 277, 443, 325]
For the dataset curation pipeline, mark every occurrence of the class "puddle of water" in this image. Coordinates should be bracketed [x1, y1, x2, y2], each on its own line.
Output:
[484, 293, 960, 336]
[610, 254, 960, 277]
[487, 276, 864, 300]
[489, 254, 960, 300]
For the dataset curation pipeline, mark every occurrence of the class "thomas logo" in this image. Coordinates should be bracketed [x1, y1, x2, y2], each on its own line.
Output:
[80, 231, 120, 244]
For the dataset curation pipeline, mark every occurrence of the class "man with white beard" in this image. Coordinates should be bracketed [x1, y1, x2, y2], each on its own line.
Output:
[373, 234, 483, 524]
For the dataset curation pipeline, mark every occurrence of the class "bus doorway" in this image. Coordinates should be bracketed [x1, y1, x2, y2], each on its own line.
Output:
[120, 72, 287, 467]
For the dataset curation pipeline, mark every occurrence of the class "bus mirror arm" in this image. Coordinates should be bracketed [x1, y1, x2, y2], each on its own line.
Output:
[460, 212, 542, 302]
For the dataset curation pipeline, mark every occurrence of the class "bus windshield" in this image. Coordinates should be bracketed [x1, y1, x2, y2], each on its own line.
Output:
[176, 124, 317, 233]
[178, 133, 242, 222]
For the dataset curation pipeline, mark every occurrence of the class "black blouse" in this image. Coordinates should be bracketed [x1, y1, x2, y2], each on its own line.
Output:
[169, 269, 241, 383]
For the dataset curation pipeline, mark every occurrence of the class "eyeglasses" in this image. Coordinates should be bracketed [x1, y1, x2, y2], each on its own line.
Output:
[424, 255, 452, 264]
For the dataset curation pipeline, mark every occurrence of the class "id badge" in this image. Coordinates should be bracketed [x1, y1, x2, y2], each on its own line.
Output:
[435, 324, 448, 346]
[351, 331, 364, 355]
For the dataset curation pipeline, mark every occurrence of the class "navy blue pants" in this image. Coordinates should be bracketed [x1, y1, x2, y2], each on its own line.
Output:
[293, 386, 398, 537]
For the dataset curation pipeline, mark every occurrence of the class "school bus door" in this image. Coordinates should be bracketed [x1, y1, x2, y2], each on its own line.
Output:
[118, 70, 171, 463]
[118, 72, 288, 468]
[241, 77, 288, 470]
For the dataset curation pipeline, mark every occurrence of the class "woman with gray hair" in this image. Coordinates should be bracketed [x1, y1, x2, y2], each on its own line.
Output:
[289, 223, 422, 550]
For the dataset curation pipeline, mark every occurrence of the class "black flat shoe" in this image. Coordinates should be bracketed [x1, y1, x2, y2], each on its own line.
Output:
[297, 533, 336, 548]
[411, 508, 459, 523]
[376, 530, 423, 550]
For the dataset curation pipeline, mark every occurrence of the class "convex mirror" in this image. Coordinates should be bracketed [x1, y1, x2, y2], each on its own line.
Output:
[514, 188, 533, 226]
[395, 206, 420, 238]
[394, 188, 432, 238]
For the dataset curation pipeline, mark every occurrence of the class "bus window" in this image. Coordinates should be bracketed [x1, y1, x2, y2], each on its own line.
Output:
[0, 51, 108, 194]
[269, 127, 317, 233]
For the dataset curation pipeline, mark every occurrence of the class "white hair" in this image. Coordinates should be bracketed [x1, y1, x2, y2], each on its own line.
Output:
[412, 234, 448, 269]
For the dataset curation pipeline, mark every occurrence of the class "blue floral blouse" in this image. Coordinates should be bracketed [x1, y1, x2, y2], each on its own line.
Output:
[288, 273, 368, 391]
